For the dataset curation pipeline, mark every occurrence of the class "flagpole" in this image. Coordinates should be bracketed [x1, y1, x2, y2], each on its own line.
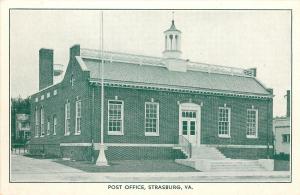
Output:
[96, 11, 108, 166]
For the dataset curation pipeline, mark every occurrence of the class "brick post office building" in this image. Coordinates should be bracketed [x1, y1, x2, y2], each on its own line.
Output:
[29, 20, 274, 162]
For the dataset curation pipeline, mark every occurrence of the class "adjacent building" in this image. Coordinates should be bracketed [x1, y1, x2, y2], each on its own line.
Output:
[273, 90, 290, 156]
[28, 19, 274, 161]
[15, 114, 31, 141]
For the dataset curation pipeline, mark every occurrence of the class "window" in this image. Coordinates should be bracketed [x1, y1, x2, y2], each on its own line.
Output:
[182, 110, 196, 118]
[218, 107, 231, 138]
[47, 92, 50, 98]
[282, 134, 290, 143]
[53, 89, 57, 96]
[145, 102, 159, 136]
[75, 99, 82, 135]
[108, 100, 124, 135]
[35, 107, 39, 137]
[40, 107, 45, 137]
[41, 95, 44, 100]
[46, 119, 50, 135]
[35, 97, 38, 102]
[53, 115, 57, 135]
[70, 74, 75, 87]
[246, 109, 258, 138]
[65, 100, 70, 135]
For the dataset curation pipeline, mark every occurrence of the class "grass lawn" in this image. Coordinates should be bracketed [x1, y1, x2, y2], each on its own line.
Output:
[55, 159, 199, 172]
[274, 160, 290, 171]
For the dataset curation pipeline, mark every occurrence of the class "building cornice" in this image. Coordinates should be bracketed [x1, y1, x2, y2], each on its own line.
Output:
[89, 79, 273, 99]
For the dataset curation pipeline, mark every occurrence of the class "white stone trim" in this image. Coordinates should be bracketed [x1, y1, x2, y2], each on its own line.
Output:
[59, 143, 175, 148]
[60, 143, 92, 147]
[59, 142, 273, 149]
[104, 143, 175, 147]
[203, 144, 273, 149]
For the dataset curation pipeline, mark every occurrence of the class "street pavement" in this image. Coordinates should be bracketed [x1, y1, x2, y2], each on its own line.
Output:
[10, 154, 291, 182]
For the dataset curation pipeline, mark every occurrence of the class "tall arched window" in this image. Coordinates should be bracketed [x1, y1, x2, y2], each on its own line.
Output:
[40, 106, 45, 137]
[53, 115, 57, 135]
[65, 100, 71, 135]
[35, 106, 39, 137]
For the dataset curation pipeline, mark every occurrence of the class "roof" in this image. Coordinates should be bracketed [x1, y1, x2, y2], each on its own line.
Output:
[165, 20, 181, 33]
[78, 51, 271, 97]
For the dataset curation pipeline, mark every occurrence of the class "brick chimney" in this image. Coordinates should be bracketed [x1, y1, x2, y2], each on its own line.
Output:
[286, 90, 290, 117]
[39, 48, 54, 90]
[70, 44, 80, 60]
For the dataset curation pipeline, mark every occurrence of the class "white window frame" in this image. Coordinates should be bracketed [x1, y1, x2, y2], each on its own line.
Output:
[47, 92, 50, 98]
[53, 89, 57, 96]
[246, 109, 258, 138]
[75, 99, 82, 135]
[35, 106, 39, 137]
[46, 119, 50, 135]
[53, 115, 57, 135]
[64, 100, 71, 136]
[40, 106, 45, 137]
[144, 102, 159, 136]
[70, 74, 75, 87]
[218, 106, 231, 138]
[107, 100, 124, 135]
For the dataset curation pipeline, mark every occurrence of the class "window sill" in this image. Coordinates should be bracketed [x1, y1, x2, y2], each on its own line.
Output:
[246, 136, 258, 139]
[218, 135, 231, 138]
[53, 133, 56, 136]
[108, 131, 124, 136]
[64, 133, 71, 136]
[74, 132, 81, 136]
[145, 132, 159, 137]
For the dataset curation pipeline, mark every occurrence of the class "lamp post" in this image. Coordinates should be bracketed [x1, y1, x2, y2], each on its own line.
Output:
[96, 11, 108, 166]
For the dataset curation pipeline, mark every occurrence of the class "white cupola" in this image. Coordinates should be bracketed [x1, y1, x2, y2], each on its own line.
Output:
[163, 17, 187, 72]
[163, 19, 182, 59]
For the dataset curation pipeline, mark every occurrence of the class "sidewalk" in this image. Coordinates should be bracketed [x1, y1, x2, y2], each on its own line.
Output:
[10, 154, 291, 182]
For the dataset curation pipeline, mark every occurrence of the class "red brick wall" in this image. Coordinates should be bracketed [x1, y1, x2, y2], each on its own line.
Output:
[30, 47, 92, 145]
[90, 86, 273, 146]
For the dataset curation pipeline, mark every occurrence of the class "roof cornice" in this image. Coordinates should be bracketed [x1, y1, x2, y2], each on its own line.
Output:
[89, 79, 273, 99]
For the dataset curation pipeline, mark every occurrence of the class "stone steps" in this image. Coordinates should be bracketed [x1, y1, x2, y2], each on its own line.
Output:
[191, 146, 226, 160]
[175, 145, 272, 172]
[176, 159, 268, 172]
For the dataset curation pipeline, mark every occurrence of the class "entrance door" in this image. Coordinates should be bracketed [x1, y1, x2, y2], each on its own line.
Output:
[181, 110, 197, 145]
[179, 103, 201, 146]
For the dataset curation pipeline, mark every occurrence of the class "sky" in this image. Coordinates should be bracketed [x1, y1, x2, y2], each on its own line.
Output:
[10, 10, 291, 117]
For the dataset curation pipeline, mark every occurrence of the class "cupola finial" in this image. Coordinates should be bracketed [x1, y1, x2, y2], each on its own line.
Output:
[172, 11, 174, 21]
